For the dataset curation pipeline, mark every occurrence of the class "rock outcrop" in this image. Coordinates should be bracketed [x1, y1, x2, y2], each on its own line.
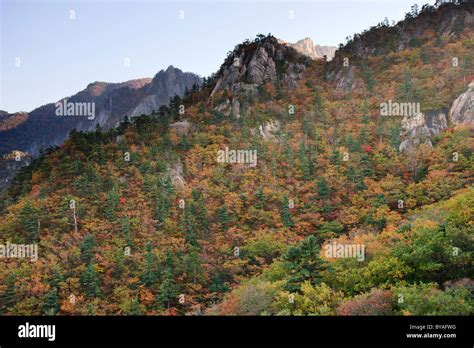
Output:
[211, 36, 309, 118]
[399, 110, 448, 152]
[449, 81, 474, 127]
[252, 119, 281, 142]
[328, 2, 474, 92]
[278, 37, 337, 61]
[170, 120, 194, 136]
[0, 151, 32, 193]
[166, 161, 187, 191]
[314, 45, 337, 61]
[399, 82, 473, 153]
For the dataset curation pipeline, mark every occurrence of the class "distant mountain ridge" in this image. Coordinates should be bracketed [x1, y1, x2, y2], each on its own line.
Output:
[0, 66, 201, 157]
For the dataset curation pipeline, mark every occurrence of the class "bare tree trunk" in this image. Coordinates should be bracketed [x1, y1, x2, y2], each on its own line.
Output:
[73, 206, 78, 233]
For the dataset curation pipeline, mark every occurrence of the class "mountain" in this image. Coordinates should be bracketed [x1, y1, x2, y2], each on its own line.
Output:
[0, 112, 29, 132]
[209, 35, 310, 118]
[0, 66, 201, 157]
[130, 66, 202, 117]
[0, 2, 473, 317]
[278, 37, 337, 61]
[0, 66, 201, 193]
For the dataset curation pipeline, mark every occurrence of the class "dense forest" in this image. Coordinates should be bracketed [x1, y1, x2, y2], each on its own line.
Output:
[0, 2, 473, 316]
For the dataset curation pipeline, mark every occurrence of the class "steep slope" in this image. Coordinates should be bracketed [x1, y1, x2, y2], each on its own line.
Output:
[0, 66, 201, 157]
[0, 3, 472, 317]
[209, 35, 310, 118]
[0, 112, 29, 132]
[130, 66, 201, 117]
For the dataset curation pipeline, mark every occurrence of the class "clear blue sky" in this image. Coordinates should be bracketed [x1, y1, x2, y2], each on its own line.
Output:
[1, 0, 434, 113]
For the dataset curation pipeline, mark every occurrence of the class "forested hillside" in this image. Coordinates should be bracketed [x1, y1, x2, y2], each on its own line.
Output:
[0, 2, 472, 316]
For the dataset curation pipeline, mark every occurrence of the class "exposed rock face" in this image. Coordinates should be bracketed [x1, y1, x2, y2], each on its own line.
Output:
[334, 65, 357, 92]
[166, 161, 187, 191]
[314, 45, 337, 61]
[328, 3, 474, 91]
[0, 151, 32, 193]
[278, 38, 336, 61]
[252, 119, 281, 141]
[399, 82, 474, 153]
[130, 66, 201, 116]
[0, 66, 201, 157]
[339, 3, 473, 60]
[170, 120, 193, 136]
[449, 81, 474, 127]
[212, 44, 278, 97]
[399, 110, 448, 152]
[211, 36, 309, 118]
[426, 109, 449, 135]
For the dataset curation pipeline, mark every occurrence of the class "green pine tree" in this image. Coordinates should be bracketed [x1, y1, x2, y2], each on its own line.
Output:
[80, 233, 94, 264]
[254, 187, 265, 209]
[316, 178, 330, 200]
[0, 274, 17, 313]
[18, 201, 39, 243]
[280, 196, 294, 228]
[184, 247, 202, 284]
[120, 216, 133, 246]
[182, 207, 200, 248]
[155, 192, 171, 227]
[42, 288, 60, 315]
[81, 262, 101, 298]
[399, 69, 419, 102]
[157, 252, 178, 310]
[190, 189, 209, 236]
[112, 247, 126, 279]
[360, 153, 374, 178]
[217, 205, 230, 231]
[283, 235, 326, 292]
[330, 149, 342, 165]
[299, 141, 313, 180]
[141, 243, 158, 287]
[105, 183, 119, 221]
[390, 124, 401, 149]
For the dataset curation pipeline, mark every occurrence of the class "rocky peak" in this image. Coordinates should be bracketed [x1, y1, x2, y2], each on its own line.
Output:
[130, 66, 201, 117]
[314, 45, 337, 61]
[278, 37, 337, 61]
[0, 66, 201, 158]
[148, 66, 200, 94]
[210, 35, 309, 117]
[212, 36, 308, 95]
